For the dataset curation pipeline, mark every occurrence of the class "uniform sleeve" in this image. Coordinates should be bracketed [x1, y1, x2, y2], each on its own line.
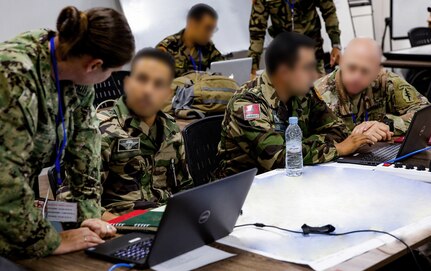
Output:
[302, 89, 349, 164]
[248, 0, 269, 70]
[58, 87, 102, 222]
[229, 96, 285, 171]
[176, 133, 193, 190]
[0, 74, 60, 257]
[317, 0, 341, 46]
[209, 44, 224, 63]
[386, 76, 430, 135]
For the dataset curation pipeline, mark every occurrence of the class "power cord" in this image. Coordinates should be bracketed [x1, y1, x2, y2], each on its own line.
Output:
[235, 223, 423, 271]
[108, 263, 135, 271]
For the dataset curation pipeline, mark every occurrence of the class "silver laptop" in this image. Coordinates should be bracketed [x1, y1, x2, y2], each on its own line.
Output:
[210, 57, 252, 85]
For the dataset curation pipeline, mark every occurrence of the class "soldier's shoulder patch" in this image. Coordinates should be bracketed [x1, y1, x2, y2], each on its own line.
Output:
[243, 104, 261, 120]
[117, 137, 140, 152]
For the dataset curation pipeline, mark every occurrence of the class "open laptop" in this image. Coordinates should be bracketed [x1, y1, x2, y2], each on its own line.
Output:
[210, 57, 252, 85]
[85, 168, 257, 268]
[337, 105, 431, 166]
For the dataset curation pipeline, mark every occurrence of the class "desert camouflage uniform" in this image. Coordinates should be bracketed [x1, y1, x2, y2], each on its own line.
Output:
[0, 30, 102, 258]
[156, 29, 224, 78]
[216, 71, 349, 177]
[99, 96, 193, 215]
[314, 68, 430, 135]
[248, 0, 341, 75]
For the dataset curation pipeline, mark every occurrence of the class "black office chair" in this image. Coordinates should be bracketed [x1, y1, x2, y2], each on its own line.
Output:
[408, 27, 431, 47]
[94, 70, 130, 110]
[182, 115, 224, 186]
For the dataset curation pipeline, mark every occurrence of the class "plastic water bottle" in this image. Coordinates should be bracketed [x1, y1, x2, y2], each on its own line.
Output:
[285, 117, 303, 177]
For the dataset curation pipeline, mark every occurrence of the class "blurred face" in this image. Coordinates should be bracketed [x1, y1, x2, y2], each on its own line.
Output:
[124, 57, 173, 118]
[187, 15, 218, 45]
[339, 49, 381, 96]
[275, 47, 317, 97]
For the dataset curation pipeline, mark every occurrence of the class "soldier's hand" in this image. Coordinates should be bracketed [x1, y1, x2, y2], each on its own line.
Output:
[330, 47, 341, 67]
[81, 218, 117, 239]
[352, 121, 393, 142]
[53, 227, 105, 255]
[335, 134, 375, 156]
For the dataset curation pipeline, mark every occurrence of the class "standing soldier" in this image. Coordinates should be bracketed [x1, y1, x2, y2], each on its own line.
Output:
[0, 6, 134, 258]
[248, 0, 342, 77]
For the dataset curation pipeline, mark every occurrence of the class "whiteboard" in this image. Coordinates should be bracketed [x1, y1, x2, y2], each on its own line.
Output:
[120, 0, 355, 54]
[391, 0, 430, 39]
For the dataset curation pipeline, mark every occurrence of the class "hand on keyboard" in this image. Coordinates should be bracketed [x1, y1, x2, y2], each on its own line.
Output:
[335, 134, 375, 156]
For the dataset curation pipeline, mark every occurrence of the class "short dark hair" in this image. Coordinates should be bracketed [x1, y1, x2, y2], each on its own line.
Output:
[187, 3, 218, 21]
[265, 32, 316, 75]
[131, 48, 176, 78]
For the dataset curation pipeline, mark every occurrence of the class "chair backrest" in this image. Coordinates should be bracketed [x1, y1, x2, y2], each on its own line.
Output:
[93, 70, 130, 110]
[408, 27, 431, 47]
[182, 115, 224, 186]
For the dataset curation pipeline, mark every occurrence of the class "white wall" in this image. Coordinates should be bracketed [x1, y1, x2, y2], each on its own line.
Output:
[0, 0, 120, 42]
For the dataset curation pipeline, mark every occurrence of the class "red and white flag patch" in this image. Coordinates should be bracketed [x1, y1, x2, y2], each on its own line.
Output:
[243, 104, 261, 120]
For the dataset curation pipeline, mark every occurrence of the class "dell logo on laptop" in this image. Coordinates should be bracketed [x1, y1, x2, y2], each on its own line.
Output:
[198, 210, 211, 224]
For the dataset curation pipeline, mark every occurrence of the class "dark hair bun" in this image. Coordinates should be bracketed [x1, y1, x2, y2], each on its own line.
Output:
[56, 6, 88, 58]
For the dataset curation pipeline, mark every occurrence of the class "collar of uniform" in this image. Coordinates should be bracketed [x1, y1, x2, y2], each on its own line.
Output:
[260, 71, 282, 109]
[114, 96, 177, 138]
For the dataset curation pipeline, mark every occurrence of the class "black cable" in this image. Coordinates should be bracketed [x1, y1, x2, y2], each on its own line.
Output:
[235, 223, 423, 271]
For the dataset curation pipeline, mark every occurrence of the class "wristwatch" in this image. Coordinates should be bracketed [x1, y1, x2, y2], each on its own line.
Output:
[332, 44, 342, 50]
[383, 117, 395, 132]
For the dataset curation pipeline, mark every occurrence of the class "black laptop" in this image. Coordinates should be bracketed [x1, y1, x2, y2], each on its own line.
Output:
[337, 105, 431, 166]
[85, 168, 257, 268]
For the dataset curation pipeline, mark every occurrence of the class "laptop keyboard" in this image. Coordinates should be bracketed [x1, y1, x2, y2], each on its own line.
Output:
[111, 238, 153, 262]
[359, 144, 400, 162]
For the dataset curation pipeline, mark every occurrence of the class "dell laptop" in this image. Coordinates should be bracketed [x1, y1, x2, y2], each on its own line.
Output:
[210, 57, 252, 85]
[85, 168, 257, 268]
[337, 105, 431, 166]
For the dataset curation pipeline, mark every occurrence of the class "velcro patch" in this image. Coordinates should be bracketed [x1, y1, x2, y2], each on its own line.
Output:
[243, 104, 261, 120]
[117, 137, 140, 152]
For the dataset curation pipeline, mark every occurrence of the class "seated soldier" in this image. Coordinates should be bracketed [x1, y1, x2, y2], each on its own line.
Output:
[216, 32, 373, 177]
[98, 48, 193, 219]
[314, 38, 429, 141]
[156, 3, 223, 77]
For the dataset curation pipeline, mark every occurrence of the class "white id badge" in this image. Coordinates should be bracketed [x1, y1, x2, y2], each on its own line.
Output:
[46, 201, 78, 222]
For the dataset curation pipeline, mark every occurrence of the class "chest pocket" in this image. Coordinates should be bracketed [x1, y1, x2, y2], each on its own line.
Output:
[110, 149, 146, 182]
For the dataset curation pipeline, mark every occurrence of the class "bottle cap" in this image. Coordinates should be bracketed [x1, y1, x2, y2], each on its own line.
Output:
[289, 116, 298, 125]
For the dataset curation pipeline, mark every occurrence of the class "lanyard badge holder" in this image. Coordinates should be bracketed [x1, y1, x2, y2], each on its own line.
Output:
[189, 47, 202, 73]
[46, 37, 77, 223]
[285, 0, 295, 31]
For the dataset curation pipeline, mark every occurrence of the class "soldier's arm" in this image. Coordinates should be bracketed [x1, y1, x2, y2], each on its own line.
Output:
[386, 75, 430, 135]
[248, 0, 270, 71]
[0, 75, 61, 257]
[176, 132, 194, 190]
[302, 89, 349, 164]
[230, 97, 285, 171]
[58, 86, 102, 222]
[209, 44, 224, 63]
[317, 0, 341, 46]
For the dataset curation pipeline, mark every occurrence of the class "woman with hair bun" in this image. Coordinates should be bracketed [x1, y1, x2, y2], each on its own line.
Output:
[0, 6, 135, 257]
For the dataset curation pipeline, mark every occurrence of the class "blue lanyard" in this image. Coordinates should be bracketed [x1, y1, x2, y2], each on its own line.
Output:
[189, 48, 202, 72]
[50, 37, 67, 186]
[285, 0, 295, 11]
[351, 111, 369, 125]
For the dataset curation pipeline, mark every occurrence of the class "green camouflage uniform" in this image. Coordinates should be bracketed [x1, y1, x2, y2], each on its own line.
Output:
[314, 68, 430, 135]
[216, 71, 349, 177]
[0, 30, 102, 258]
[156, 29, 224, 78]
[99, 96, 193, 215]
[248, 0, 341, 74]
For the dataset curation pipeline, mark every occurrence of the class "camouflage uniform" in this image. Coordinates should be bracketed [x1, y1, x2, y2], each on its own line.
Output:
[156, 29, 224, 78]
[99, 96, 193, 215]
[314, 68, 430, 135]
[216, 71, 349, 177]
[0, 30, 102, 258]
[248, 0, 341, 74]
